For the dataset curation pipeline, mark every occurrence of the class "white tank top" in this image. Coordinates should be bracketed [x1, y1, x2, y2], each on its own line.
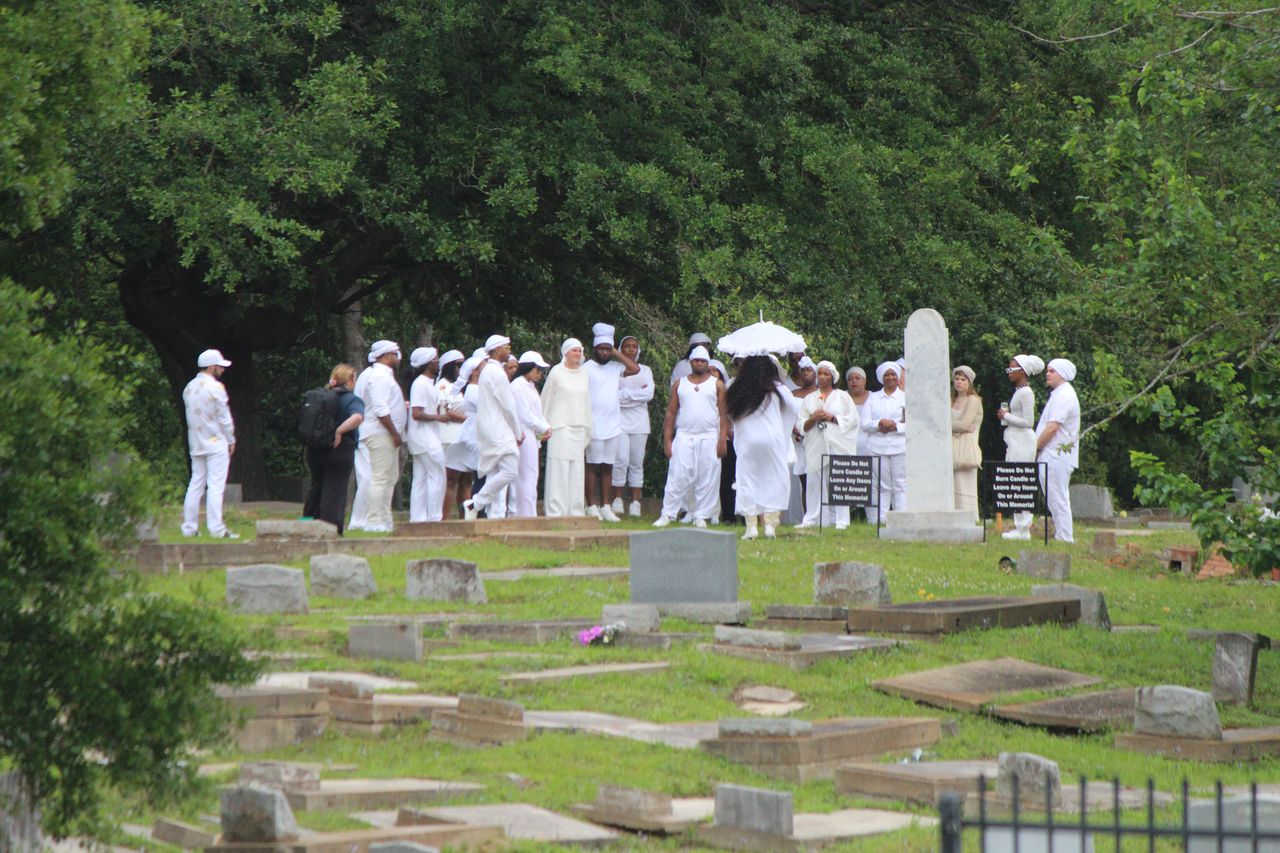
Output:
[675, 375, 720, 436]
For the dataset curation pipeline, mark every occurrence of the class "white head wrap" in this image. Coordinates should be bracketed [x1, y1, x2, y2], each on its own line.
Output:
[456, 349, 488, 388]
[688, 332, 711, 347]
[953, 365, 976, 384]
[797, 355, 816, 371]
[876, 361, 900, 384]
[409, 346, 438, 369]
[618, 334, 639, 357]
[592, 322, 615, 347]
[484, 334, 511, 352]
[689, 345, 711, 362]
[815, 360, 839, 384]
[1048, 358, 1077, 382]
[846, 365, 866, 382]
[1013, 354, 1045, 376]
[438, 349, 464, 370]
[368, 339, 400, 361]
[709, 359, 729, 382]
[561, 337, 584, 358]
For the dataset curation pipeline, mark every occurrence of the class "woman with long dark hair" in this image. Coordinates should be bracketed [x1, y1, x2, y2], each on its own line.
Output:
[727, 355, 800, 539]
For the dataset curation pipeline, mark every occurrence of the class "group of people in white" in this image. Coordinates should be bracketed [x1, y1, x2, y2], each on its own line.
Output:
[178, 327, 1081, 544]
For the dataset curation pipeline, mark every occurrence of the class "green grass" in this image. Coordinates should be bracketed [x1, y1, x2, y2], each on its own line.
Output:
[119, 514, 1278, 852]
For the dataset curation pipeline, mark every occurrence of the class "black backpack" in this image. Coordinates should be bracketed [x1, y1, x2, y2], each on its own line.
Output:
[298, 387, 340, 449]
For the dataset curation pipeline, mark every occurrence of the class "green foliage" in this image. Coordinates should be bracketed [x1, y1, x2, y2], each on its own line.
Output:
[0, 280, 259, 835]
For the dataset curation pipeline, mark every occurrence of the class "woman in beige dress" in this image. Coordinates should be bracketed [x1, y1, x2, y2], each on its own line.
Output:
[951, 365, 983, 522]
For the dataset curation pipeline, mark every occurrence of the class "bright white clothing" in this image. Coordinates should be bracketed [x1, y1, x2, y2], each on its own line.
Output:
[612, 432, 647, 488]
[849, 395, 870, 455]
[860, 388, 906, 455]
[473, 452, 519, 513]
[360, 362, 407, 440]
[668, 359, 692, 388]
[444, 386, 479, 473]
[364, 432, 400, 532]
[585, 359, 627, 441]
[183, 372, 235, 455]
[804, 469, 849, 528]
[407, 375, 443, 457]
[867, 452, 906, 524]
[545, 426, 588, 516]
[1003, 384, 1037, 534]
[512, 376, 550, 440]
[586, 435, 619, 465]
[733, 384, 799, 516]
[474, 359, 520, 478]
[181, 449, 230, 536]
[1036, 382, 1080, 469]
[673, 375, 721, 435]
[409, 450, 445, 523]
[619, 364, 655, 435]
[541, 364, 592, 437]
[349, 367, 375, 530]
[515, 437, 540, 517]
[436, 377, 463, 445]
[1041, 456, 1075, 543]
[660, 434, 721, 521]
[798, 389, 859, 473]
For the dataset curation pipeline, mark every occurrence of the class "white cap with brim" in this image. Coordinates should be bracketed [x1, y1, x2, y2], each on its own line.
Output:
[410, 346, 438, 369]
[484, 334, 511, 352]
[519, 350, 551, 368]
[689, 345, 711, 361]
[197, 349, 232, 368]
[369, 340, 400, 361]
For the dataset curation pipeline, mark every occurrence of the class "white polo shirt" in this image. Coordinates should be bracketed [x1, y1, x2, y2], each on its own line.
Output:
[360, 362, 407, 439]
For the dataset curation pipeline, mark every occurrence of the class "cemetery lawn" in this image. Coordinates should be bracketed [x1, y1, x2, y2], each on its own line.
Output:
[125, 516, 1278, 852]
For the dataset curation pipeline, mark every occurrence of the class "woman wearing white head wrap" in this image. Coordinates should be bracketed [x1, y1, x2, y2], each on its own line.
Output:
[442, 350, 486, 516]
[998, 354, 1042, 539]
[1036, 357, 1081, 543]
[845, 366, 870, 455]
[796, 360, 858, 529]
[611, 335, 654, 518]
[860, 361, 907, 524]
[787, 356, 819, 516]
[950, 365, 983, 523]
[540, 338, 592, 516]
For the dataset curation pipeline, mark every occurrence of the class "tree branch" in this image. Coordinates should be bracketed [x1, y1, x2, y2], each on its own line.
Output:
[1008, 22, 1130, 45]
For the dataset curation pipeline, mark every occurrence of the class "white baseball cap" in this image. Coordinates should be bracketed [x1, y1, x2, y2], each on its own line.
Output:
[197, 349, 232, 368]
[518, 350, 550, 368]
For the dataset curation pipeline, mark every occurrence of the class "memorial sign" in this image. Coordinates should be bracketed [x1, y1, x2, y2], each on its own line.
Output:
[824, 455, 875, 507]
[990, 462, 1042, 513]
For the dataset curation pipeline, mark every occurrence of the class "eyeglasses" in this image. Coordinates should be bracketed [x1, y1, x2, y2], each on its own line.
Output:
[1005, 367, 1023, 374]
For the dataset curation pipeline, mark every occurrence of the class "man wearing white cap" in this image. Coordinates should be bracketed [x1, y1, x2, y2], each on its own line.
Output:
[463, 335, 522, 520]
[362, 340, 407, 532]
[860, 361, 907, 524]
[407, 347, 447, 523]
[654, 345, 725, 528]
[181, 349, 237, 537]
[347, 349, 378, 531]
[512, 351, 552, 517]
[669, 332, 713, 387]
[1036, 357, 1081, 542]
[584, 322, 639, 522]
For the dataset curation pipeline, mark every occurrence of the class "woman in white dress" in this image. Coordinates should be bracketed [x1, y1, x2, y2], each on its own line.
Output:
[845, 366, 870, 454]
[442, 350, 486, 516]
[728, 355, 801, 540]
[997, 354, 1043, 539]
[797, 360, 858, 529]
[540, 338, 592, 516]
[436, 349, 469, 518]
[511, 351, 551, 517]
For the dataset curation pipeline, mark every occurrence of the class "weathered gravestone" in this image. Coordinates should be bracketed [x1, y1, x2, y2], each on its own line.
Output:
[405, 559, 486, 604]
[238, 762, 320, 791]
[1017, 551, 1071, 581]
[1134, 686, 1222, 740]
[1069, 485, 1114, 520]
[1030, 584, 1110, 630]
[630, 528, 737, 603]
[368, 843, 440, 853]
[0, 772, 42, 853]
[997, 752, 1061, 808]
[601, 604, 660, 633]
[713, 783, 793, 837]
[310, 554, 376, 599]
[1187, 794, 1280, 853]
[814, 562, 891, 606]
[220, 783, 300, 842]
[226, 565, 308, 614]
[256, 519, 338, 541]
[348, 622, 424, 662]
[1213, 633, 1262, 705]
[1090, 531, 1118, 559]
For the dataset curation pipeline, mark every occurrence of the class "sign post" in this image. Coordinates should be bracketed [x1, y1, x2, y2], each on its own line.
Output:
[988, 461, 1049, 545]
[821, 454, 881, 537]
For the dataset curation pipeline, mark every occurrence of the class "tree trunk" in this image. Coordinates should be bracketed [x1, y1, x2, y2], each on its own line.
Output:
[341, 300, 366, 370]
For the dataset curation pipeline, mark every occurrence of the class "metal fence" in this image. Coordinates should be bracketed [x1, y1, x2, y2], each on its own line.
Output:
[938, 774, 1280, 851]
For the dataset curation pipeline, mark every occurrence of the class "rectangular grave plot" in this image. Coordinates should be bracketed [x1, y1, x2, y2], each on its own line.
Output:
[284, 779, 484, 812]
[846, 597, 1080, 635]
[219, 687, 330, 717]
[711, 635, 895, 671]
[834, 761, 997, 805]
[428, 710, 528, 746]
[235, 715, 328, 753]
[873, 658, 1101, 713]
[205, 823, 501, 853]
[990, 689, 1137, 732]
[1115, 727, 1280, 763]
[329, 697, 438, 726]
[446, 619, 595, 645]
[696, 825, 809, 853]
[704, 718, 941, 767]
[758, 618, 850, 634]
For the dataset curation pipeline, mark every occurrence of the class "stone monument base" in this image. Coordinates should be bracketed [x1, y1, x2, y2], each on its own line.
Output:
[883, 510, 984, 543]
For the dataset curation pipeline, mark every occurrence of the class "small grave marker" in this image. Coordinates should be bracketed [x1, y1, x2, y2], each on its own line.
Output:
[1212, 633, 1262, 705]
[1017, 551, 1071, 581]
[1030, 583, 1110, 630]
[405, 559, 486, 604]
[630, 528, 738, 603]
[348, 622, 424, 662]
[310, 554, 376, 599]
[219, 784, 300, 843]
[813, 562, 891, 606]
[226, 565, 308, 614]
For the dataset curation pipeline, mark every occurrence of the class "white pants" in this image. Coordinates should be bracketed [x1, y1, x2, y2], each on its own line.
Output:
[1040, 457, 1075, 542]
[803, 463, 849, 528]
[473, 452, 519, 512]
[487, 485, 512, 518]
[364, 433, 400, 532]
[611, 432, 648, 488]
[515, 439, 540, 517]
[661, 433, 721, 521]
[545, 425, 587, 516]
[409, 450, 445, 523]
[867, 452, 906, 524]
[182, 450, 230, 536]
[586, 435, 619, 465]
[349, 441, 371, 530]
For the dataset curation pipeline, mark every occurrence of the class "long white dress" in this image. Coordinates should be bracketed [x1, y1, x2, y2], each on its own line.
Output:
[798, 389, 858, 527]
[541, 363, 592, 516]
[733, 383, 801, 516]
[1002, 384, 1037, 534]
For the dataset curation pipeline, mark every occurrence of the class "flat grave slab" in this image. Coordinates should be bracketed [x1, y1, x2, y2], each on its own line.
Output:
[834, 760, 997, 805]
[494, 530, 632, 551]
[873, 658, 1101, 712]
[968, 780, 1175, 815]
[283, 779, 483, 812]
[696, 809, 933, 852]
[446, 619, 596, 644]
[498, 661, 670, 684]
[218, 686, 329, 752]
[256, 672, 418, 693]
[400, 804, 618, 847]
[847, 596, 1080, 635]
[523, 710, 718, 750]
[571, 787, 713, 834]
[734, 685, 806, 717]
[429, 695, 528, 747]
[702, 717, 943, 783]
[710, 633, 896, 670]
[204, 823, 499, 853]
[329, 694, 457, 734]
[989, 688, 1136, 732]
[482, 565, 629, 582]
[135, 537, 463, 574]
[394, 516, 601, 537]
[1115, 727, 1280, 762]
[760, 605, 849, 634]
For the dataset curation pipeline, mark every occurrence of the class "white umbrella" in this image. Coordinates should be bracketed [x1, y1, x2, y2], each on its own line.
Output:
[717, 318, 806, 358]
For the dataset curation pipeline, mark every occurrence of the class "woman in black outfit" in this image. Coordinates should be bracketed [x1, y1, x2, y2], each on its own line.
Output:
[303, 363, 365, 534]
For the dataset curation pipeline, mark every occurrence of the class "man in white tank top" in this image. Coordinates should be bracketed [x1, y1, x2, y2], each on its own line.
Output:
[653, 346, 727, 527]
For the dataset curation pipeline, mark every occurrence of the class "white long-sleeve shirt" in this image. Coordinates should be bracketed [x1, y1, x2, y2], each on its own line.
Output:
[860, 388, 906, 455]
[512, 376, 550, 441]
[618, 364, 654, 435]
[183, 372, 235, 456]
[360, 362, 407, 439]
[475, 359, 520, 475]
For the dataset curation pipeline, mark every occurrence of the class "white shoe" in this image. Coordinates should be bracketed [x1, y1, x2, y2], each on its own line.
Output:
[600, 505, 621, 523]
[652, 516, 672, 528]
[462, 500, 479, 521]
[218, 531, 241, 540]
[692, 518, 707, 529]
[628, 500, 642, 518]
[835, 524, 848, 531]
[742, 517, 759, 540]
[611, 497, 624, 515]
[795, 521, 816, 529]
[763, 512, 779, 538]
[678, 514, 694, 524]
[586, 505, 602, 519]
[1002, 529, 1031, 540]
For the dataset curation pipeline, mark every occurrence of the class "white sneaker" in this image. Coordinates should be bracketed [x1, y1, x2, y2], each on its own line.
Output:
[795, 521, 816, 529]
[679, 515, 695, 524]
[586, 505, 602, 519]
[652, 516, 672, 528]
[692, 518, 708, 528]
[463, 499, 479, 521]
[628, 500, 642, 517]
[1002, 529, 1031, 540]
[599, 505, 621, 523]
[611, 497, 624, 515]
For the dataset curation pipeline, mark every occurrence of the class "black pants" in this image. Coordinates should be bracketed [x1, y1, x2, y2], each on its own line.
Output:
[304, 443, 355, 534]
[719, 443, 741, 524]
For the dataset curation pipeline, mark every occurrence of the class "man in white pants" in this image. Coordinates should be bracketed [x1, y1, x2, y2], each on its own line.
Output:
[654, 346, 725, 528]
[860, 361, 907, 524]
[347, 349, 377, 531]
[407, 346, 447, 523]
[464, 335, 523, 520]
[583, 322, 639, 521]
[611, 334, 653, 518]
[1037, 358, 1081, 543]
[361, 340, 407, 533]
[182, 349, 237, 538]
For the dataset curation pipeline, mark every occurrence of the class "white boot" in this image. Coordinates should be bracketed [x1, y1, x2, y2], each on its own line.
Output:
[628, 500, 642, 517]
[763, 512, 779, 538]
[742, 515, 759, 540]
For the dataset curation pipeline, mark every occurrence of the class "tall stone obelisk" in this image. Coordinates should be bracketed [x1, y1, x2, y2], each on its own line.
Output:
[883, 308, 984, 542]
